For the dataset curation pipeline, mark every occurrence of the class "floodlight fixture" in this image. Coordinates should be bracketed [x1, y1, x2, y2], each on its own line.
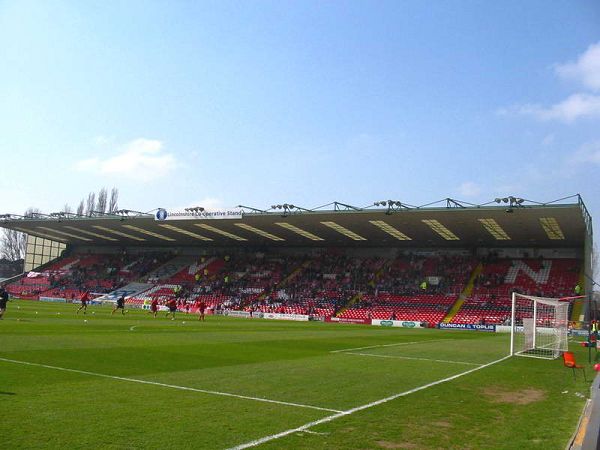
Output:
[495, 196, 525, 209]
[113, 209, 152, 217]
[373, 199, 409, 215]
[270, 203, 310, 216]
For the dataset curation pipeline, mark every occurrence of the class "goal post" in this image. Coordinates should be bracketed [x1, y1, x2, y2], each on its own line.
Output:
[510, 292, 569, 359]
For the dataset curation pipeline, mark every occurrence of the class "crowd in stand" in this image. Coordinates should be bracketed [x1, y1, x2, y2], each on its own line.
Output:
[7, 252, 169, 300]
[5, 250, 582, 324]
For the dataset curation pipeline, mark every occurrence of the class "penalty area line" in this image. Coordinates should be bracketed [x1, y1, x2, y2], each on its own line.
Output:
[343, 352, 482, 366]
[0, 357, 341, 414]
[227, 355, 511, 450]
[329, 338, 454, 354]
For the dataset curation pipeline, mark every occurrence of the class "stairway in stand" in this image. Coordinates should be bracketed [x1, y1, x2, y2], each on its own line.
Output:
[442, 262, 483, 323]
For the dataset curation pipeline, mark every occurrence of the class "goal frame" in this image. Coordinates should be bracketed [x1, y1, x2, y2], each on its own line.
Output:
[509, 292, 569, 360]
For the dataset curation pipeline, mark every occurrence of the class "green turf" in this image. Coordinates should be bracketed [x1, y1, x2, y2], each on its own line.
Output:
[0, 300, 593, 449]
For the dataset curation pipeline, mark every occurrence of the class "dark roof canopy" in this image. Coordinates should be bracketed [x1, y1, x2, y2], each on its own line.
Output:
[0, 203, 591, 249]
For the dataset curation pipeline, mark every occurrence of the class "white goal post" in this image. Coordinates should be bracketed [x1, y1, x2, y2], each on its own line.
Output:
[510, 292, 569, 360]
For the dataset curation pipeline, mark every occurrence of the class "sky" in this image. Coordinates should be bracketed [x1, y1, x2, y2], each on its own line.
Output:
[1, 1, 600, 224]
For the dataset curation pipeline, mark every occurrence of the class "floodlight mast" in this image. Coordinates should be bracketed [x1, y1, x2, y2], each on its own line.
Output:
[333, 202, 362, 211]
[237, 205, 266, 215]
[90, 210, 122, 218]
[114, 209, 153, 217]
[24, 212, 52, 219]
[50, 212, 82, 219]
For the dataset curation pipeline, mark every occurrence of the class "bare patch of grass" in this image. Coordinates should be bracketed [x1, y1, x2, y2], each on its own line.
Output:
[482, 386, 546, 405]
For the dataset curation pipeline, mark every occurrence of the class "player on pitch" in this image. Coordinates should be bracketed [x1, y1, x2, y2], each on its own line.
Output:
[165, 298, 177, 320]
[148, 297, 159, 318]
[0, 285, 10, 320]
[111, 294, 127, 315]
[196, 299, 206, 321]
[76, 291, 90, 314]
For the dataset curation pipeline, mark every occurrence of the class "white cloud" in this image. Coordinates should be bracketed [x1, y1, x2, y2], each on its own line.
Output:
[541, 134, 555, 146]
[555, 41, 600, 92]
[570, 140, 600, 165]
[91, 135, 114, 147]
[174, 197, 227, 212]
[74, 138, 178, 182]
[501, 42, 600, 124]
[509, 93, 600, 123]
[457, 181, 481, 197]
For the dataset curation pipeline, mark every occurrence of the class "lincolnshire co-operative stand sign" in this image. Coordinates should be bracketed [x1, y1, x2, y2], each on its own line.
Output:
[154, 208, 243, 221]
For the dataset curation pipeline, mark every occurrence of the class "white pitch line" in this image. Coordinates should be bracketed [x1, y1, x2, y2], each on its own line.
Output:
[329, 338, 453, 354]
[301, 430, 329, 435]
[343, 352, 482, 366]
[227, 355, 511, 450]
[0, 357, 341, 414]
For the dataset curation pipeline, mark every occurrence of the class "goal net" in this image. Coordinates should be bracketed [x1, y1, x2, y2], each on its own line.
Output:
[510, 292, 569, 359]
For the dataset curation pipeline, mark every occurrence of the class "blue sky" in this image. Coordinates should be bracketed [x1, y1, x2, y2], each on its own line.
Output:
[1, 0, 599, 222]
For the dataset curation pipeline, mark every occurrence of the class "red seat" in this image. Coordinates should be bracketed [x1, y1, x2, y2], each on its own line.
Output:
[562, 351, 586, 381]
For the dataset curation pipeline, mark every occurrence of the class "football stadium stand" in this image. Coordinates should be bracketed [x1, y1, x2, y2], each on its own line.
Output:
[0, 195, 594, 326]
[2, 250, 584, 327]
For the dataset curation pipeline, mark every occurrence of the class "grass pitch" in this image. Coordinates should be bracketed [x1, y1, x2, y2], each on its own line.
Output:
[0, 300, 592, 449]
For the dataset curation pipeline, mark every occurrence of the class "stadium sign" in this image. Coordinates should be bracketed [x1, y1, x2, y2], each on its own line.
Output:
[570, 329, 589, 337]
[371, 319, 422, 328]
[221, 310, 261, 318]
[154, 208, 243, 221]
[438, 323, 496, 332]
[326, 317, 371, 325]
[262, 313, 309, 322]
[39, 296, 66, 303]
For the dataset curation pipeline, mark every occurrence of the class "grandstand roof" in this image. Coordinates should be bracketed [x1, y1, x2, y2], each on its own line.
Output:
[0, 199, 592, 249]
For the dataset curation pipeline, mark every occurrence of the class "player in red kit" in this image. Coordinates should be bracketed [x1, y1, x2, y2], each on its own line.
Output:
[148, 298, 159, 318]
[196, 299, 206, 321]
[76, 291, 90, 314]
